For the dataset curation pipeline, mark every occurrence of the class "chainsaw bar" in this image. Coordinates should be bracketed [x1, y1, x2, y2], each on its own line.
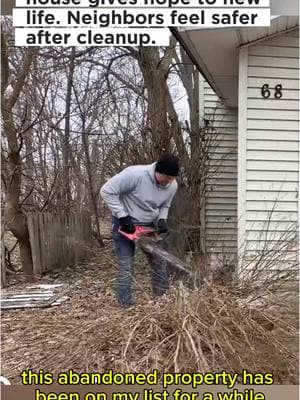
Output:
[118, 226, 192, 281]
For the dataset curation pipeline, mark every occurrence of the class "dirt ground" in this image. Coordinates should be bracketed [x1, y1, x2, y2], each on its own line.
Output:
[1, 234, 160, 383]
[1, 231, 299, 385]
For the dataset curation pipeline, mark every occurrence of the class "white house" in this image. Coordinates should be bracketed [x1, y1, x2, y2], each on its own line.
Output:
[172, 15, 299, 274]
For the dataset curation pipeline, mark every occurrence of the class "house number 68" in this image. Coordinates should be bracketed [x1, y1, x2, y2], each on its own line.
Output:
[261, 84, 283, 99]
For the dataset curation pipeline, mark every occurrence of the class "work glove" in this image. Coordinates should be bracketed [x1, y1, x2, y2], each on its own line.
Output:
[119, 215, 136, 234]
[157, 219, 169, 234]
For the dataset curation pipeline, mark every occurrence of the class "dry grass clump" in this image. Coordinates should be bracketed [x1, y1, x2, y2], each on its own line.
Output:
[2, 242, 299, 384]
[46, 279, 297, 383]
[115, 283, 298, 383]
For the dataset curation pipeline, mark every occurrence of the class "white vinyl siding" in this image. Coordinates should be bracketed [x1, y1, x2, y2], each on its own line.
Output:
[201, 80, 238, 263]
[239, 28, 299, 273]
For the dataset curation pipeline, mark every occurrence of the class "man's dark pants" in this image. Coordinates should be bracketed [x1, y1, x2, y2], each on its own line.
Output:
[112, 218, 169, 307]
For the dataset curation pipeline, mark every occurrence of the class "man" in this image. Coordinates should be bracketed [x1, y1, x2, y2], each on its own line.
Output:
[100, 153, 179, 308]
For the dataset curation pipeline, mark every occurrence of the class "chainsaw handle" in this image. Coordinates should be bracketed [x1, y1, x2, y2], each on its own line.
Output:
[118, 225, 155, 241]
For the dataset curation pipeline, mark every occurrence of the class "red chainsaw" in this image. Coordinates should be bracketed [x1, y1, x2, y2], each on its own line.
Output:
[118, 225, 193, 281]
[118, 225, 158, 241]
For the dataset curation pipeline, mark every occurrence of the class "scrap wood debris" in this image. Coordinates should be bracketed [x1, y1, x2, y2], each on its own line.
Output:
[1, 242, 299, 385]
[1, 284, 69, 310]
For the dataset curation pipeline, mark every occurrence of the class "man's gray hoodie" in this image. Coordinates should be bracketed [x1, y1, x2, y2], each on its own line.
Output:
[100, 162, 178, 225]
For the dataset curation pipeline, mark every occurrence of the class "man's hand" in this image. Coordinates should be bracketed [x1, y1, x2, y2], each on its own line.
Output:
[119, 216, 136, 234]
[157, 219, 169, 234]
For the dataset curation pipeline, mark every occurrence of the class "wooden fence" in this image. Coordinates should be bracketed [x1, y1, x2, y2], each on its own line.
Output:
[27, 212, 92, 274]
[1, 236, 6, 288]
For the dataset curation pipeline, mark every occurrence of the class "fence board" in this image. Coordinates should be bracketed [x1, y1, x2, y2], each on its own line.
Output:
[1, 237, 6, 288]
[27, 212, 92, 274]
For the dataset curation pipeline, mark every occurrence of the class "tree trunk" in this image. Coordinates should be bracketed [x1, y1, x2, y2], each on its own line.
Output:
[82, 131, 103, 247]
[72, 79, 104, 247]
[138, 47, 172, 157]
[62, 48, 75, 209]
[176, 46, 206, 254]
[1, 35, 37, 280]
[5, 206, 34, 278]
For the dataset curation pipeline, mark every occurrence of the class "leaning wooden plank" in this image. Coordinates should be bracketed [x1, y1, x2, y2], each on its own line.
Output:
[59, 213, 64, 268]
[47, 213, 53, 270]
[61, 213, 66, 268]
[28, 213, 42, 274]
[1, 237, 6, 288]
[72, 214, 76, 264]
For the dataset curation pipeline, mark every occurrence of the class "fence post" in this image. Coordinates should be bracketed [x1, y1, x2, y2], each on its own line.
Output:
[1, 237, 7, 288]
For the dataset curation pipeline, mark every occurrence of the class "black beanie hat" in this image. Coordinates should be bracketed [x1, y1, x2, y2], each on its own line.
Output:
[155, 153, 179, 177]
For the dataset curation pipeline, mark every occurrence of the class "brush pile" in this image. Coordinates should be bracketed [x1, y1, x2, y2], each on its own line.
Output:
[1, 243, 299, 384]
[115, 282, 299, 382]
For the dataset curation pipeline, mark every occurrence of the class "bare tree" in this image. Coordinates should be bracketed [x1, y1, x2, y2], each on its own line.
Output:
[1, 29, 38, 279]
[62, 47, 75, 209]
